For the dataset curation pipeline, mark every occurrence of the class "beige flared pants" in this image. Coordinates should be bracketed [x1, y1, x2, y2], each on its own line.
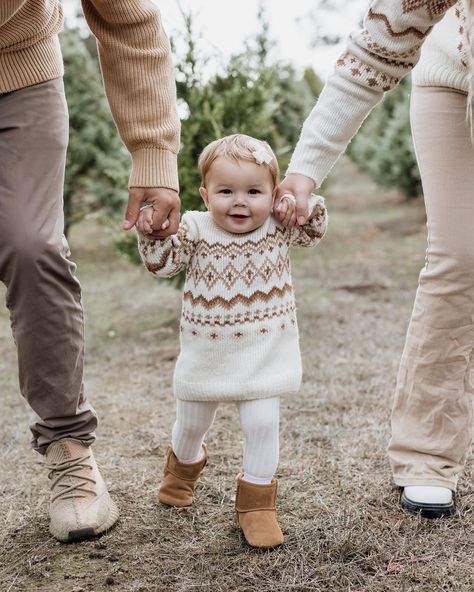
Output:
[388, 86, 474, 491]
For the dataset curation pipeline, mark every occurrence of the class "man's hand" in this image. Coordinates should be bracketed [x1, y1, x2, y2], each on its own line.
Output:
[275, 173, 317, 226]
[123, 187, 180, 239]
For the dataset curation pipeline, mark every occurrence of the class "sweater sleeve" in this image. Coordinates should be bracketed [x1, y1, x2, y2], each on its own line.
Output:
[289, 194, 328, 248]
[287, 0, 457, 186]
[81, 0, 180, 190]
[138, 213, 198, 278]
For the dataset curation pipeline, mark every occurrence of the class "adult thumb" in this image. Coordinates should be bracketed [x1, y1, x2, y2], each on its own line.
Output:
[295, 191, 309, 226]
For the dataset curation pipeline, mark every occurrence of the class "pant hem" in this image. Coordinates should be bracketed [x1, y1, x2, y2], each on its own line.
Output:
[393, 476, 456, 492]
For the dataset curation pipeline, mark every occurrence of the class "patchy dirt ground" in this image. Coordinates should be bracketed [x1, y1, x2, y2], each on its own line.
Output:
[2, 157, 474, 592]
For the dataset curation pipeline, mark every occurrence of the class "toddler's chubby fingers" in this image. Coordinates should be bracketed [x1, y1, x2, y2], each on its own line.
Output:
[161, 219, 170, 230]
[137, 206, 155, 235]
[277, 199, 288, 220]
[280, 195, 297, 227]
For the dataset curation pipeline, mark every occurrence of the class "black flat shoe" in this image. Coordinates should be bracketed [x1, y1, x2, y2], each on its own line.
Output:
[400, 490, 455, 519]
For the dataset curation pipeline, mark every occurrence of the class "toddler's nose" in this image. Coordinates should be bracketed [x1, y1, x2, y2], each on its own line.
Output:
[234, 193, 246, 205]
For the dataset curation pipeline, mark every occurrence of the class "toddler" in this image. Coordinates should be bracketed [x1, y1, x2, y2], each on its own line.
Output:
[137, 134, 327, 548]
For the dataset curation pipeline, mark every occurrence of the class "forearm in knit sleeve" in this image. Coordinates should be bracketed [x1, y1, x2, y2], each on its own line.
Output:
[289, 194, 328, 248]
[138, 214, 197, 278]
[81, 0, 181, 190]
[287, 0, 457, 186]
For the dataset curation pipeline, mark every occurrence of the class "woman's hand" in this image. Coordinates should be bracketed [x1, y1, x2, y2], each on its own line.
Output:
[275, 173, 317, 226]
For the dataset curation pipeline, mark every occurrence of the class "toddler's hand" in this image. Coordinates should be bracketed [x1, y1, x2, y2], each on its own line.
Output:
[137, 204, 171, 237]
[275, 194, 297, 227]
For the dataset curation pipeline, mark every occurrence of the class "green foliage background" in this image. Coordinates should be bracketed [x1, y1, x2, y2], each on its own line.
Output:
[61, 29, 129, 236]
[347, 77, 421, 198]
[61, 7, 421, 261]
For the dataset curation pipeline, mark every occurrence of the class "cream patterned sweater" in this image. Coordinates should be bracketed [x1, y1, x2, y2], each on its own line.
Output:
[288, 0, 469, 186]
[138, 197, 328, 402]
[0, 1, 180, 189]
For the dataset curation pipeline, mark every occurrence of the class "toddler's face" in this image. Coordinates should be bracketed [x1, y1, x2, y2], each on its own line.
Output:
[199, 157, 275, 234]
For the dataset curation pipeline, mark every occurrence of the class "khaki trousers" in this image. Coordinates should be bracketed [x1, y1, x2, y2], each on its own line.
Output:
[388, 86, 474, 490]
[0, 79, 97, 454]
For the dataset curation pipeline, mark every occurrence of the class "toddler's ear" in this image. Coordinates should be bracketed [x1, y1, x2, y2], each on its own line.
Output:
[199, 186, 209, 209]
[271, 186, 278, 212]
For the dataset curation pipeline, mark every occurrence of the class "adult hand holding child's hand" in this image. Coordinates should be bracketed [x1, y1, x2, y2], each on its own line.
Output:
[123, 187, 181, 239]
[275, 173, 316, 227]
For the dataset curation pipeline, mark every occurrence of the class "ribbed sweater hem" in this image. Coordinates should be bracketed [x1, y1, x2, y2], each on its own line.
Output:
[412, 57, 468, 94]
[129, 147, 179, 191]
[0, 35, 63, 94]
[174, 373, 301, 402]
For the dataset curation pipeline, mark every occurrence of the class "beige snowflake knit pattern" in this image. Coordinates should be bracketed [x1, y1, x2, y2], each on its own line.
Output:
[138, 196, 327, 402]
[288, 0, 469, 186]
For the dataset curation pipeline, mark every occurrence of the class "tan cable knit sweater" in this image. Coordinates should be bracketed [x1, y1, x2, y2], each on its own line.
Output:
[138, 196, 328, 401]
[0, 1, 180, 189]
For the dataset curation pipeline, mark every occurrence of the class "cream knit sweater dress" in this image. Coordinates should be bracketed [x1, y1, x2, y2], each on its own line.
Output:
[138, 197, 327, 402]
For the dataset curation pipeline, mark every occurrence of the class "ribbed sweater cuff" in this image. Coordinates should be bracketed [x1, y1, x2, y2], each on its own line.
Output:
[0, 36, 64, 94]
[129, 148, 179, 190]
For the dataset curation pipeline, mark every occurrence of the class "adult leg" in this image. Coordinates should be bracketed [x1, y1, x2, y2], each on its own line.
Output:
[389, 87, 474, 506]
[0, 79, 97, 454]
[0, 79, 117, 541]
[235, 397, 283, 548]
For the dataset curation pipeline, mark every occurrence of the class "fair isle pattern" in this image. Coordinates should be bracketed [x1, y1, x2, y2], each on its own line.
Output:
[337, 51, 401, 91]
[402, 0, 455, 17]
[335, 0, 459, 94]
[361, 31, 422, 61]
[368, 8, 433, 39]
[138, 198, 328, 401]
[182, 302, 296, 328]
[455, 2, 468, 67]
[287, 0, 465, 187]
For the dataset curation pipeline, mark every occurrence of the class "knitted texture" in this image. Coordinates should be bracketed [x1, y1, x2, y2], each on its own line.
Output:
[138, 196, 328, 401]
[288, 0, 468, 186]
[0, 1, 180, 190]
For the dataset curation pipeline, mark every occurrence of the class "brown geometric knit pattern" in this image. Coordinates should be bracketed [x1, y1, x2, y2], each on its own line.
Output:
[455, 1, 468, 67]
[138, 198, 327, 339]
[335, 0, 458, 93]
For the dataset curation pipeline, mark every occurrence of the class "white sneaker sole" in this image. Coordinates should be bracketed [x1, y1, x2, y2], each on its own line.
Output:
[51, 498, 120, 543]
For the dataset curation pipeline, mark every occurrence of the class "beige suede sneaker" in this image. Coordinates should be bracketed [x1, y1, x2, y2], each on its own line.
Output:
[44, 438, 119, 542]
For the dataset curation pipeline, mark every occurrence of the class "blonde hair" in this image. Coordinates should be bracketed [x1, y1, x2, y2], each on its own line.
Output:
[198, 134, 280, 188]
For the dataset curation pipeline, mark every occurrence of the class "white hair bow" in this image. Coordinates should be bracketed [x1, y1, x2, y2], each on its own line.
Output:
[251, 144, 273, 165]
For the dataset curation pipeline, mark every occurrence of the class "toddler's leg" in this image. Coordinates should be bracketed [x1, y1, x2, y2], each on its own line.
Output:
[159, 400, 218, 507]
[171, 400, 218, 462]
[235, 397, 283, 548]
[238, 397, 280, 483]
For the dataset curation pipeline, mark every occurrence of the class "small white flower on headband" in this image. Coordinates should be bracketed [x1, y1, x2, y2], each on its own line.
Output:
[250, 142, 273, 165]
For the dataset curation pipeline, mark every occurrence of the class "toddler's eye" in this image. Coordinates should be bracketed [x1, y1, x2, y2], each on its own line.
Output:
[248, 189, 261, 195]
[219, 188, 232, 195]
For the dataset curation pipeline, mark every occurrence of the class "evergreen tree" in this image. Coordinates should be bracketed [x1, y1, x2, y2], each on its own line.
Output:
[115, 8, 322, 270]
[348, 77, 421, 198]
[61, 28, 129, 235]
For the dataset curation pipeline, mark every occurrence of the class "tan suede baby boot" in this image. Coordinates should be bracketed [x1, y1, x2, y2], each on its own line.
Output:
[158, 444, 208, 507]
[235, 475, 284, 548]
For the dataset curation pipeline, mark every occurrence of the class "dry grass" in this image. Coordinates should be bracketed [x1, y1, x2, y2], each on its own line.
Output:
[1, 157, 474, 591]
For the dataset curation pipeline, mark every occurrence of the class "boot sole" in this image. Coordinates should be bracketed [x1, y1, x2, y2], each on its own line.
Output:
[400, 491, 455, 519]
[52, 499, 120, 543]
